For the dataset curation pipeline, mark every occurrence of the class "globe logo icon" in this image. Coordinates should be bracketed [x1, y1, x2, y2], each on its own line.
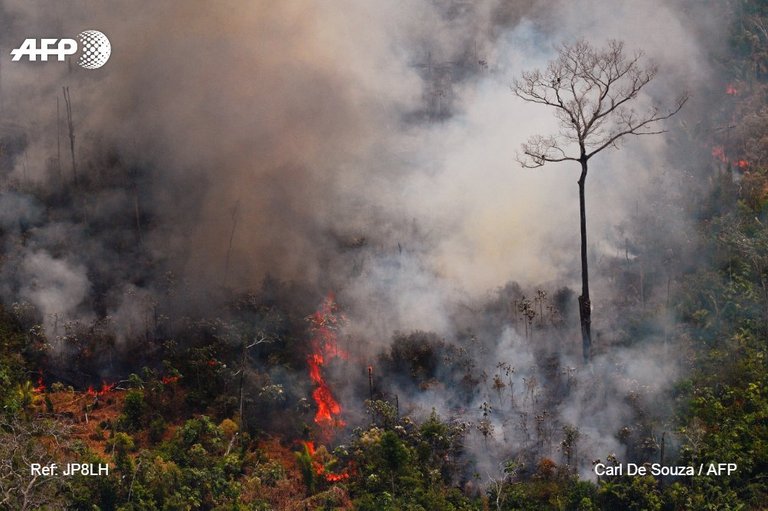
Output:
[77, 30, 111, 69]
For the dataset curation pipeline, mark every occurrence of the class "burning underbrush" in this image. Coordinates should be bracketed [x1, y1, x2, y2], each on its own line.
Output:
[15, 273, 681, 486]
[0, 92, 730, 495]
[306, 293, 348, 437]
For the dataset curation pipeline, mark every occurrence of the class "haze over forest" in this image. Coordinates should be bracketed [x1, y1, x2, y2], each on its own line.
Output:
[0, 1, 766, 510]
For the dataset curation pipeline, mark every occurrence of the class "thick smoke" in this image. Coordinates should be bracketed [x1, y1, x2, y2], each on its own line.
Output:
[0, 0, 729, 479]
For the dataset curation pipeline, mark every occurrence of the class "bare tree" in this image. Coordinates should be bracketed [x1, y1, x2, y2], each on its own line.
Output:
[62, 87, 77, 185]
[513, 39, 687, 362]
[237, 330, 273, 430]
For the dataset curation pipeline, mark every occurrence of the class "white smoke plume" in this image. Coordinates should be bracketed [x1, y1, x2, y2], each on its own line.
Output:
[0, 0, 730, 478]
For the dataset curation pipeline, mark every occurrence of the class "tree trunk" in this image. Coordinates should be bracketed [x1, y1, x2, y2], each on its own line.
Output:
[239, 339, 247, 430]
[578, 160, 592, 362]
[63, 87, 77, 185]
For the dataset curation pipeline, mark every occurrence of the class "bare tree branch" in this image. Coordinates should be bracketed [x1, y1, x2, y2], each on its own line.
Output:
[512, 39, 687, 166]
[511, 39, 686, 362]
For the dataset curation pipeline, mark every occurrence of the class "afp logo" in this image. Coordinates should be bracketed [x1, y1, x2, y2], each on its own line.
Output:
[10, 30, 111, 69]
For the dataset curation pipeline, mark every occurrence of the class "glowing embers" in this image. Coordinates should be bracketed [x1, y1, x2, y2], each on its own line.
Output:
[34, 375, 46, 393]
[161, 375, 180, 385]
[302, 440, 350, 482]
[711, 145, 750, 169]
[86, 381, 116, 397]
[306, 293, 348, 434]
[712, 145, 727, 163]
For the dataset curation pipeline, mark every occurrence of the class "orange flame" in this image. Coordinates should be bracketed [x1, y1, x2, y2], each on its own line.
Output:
[712, 145, 727, 163]
[324, 471, 350, 482]
[33, 375, 46, 393]
[312, 385, 342, 424]
[726, 84, 738, 95]
[302, 440, 350, 482]
[86, 381, 116, 397]
[161, 375, 180, 385]
[306, 294, 348, 434]
[711, 147, 750, 169]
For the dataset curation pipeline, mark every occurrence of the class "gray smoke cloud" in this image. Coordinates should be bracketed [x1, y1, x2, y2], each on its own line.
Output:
[0, 0, 730, 480]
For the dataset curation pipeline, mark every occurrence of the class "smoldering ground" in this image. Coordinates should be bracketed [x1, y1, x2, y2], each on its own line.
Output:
[0, 0, 730, 479]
